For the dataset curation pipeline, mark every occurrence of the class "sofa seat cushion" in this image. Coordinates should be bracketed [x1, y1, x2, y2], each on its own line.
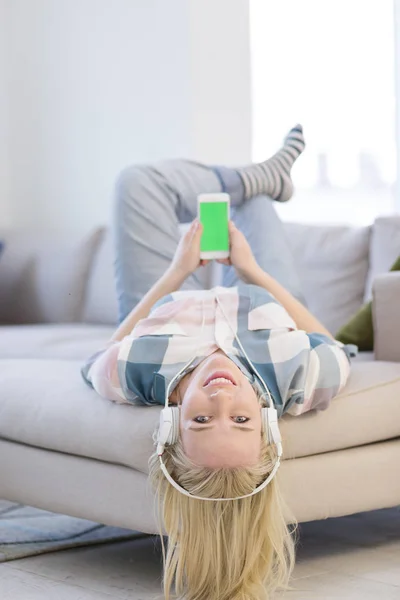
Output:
[352, 351, 375, 362]
[1, 359, 400, 472]
[0, 324, 114, 360]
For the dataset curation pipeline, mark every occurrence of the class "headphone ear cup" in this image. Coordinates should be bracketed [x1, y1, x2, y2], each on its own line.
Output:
[158, 407, 180, 448]
[261, 406, 281, 448]
[168, 407, 180, 445]
[261, 407, 270, 442]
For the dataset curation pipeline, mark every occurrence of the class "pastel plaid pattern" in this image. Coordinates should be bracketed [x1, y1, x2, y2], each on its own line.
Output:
[81, 283, 356, 418]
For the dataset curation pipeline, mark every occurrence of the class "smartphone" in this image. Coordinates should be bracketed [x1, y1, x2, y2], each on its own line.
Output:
[198, 193, 230, 259]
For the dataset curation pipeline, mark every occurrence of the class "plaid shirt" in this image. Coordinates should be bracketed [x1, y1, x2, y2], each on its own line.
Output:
[81, 283, 356, 418]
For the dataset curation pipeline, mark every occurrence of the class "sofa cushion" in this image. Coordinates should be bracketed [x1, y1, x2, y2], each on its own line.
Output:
[0, 324, 114, 360]
[364, 216, 400, 301]
[336, 255, 400, 351]
[0, 228, 103, 324]
[82, 225, 213, 325]
[83, 222, 370, 331]
[1, 358, 399, 473]
[81, 231, 119, 325]
[284, 223, 370, 334]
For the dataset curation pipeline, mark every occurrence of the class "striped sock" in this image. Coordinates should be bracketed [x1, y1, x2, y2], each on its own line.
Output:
[236, 125, 305, 202]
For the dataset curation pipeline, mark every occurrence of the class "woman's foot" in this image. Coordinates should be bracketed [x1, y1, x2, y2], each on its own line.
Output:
[236, 125, 305, 202]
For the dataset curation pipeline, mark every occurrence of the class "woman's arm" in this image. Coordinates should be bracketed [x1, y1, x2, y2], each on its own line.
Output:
[110, 266, 186, 342]
[249, 267, 334, 338]
[110, 219, 206, 342]
[220, 221, 333, 338]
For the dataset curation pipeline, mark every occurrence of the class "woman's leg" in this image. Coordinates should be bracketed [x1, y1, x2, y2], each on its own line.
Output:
[215, 166, 306, 304]
[114, 160, 230, 322]
[114, 131, 306, 323]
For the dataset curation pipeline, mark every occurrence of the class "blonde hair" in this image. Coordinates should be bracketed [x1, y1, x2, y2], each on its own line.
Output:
[149, 435, 298, 600]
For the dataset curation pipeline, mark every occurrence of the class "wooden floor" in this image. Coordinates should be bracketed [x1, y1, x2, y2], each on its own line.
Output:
[0, 506, 399, 599]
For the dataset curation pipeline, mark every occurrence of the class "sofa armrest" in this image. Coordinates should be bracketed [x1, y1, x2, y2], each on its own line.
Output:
[372, 272, 400, 361]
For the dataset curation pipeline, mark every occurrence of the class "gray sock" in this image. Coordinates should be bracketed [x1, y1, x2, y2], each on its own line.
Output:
[236, 124, 305, 202]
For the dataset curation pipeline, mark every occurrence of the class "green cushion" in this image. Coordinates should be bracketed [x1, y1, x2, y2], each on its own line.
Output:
[336, 255, 400, 351]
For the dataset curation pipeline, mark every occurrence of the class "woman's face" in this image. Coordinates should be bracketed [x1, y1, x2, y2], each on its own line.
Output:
[171, 350, 262, 468]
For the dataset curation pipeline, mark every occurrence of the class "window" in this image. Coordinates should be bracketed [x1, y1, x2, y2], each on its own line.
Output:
[250, 0, 397, 225]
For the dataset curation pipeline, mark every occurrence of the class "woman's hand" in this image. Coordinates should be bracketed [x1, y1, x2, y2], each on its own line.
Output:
[170, 219, 209, 279]
[217, 221, 260, 283]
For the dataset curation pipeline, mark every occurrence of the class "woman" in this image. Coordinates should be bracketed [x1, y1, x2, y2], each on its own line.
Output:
[82, 126, 355, 600]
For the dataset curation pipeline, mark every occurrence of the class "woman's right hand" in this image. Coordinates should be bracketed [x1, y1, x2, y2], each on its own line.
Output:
[217, 221, 261, 283]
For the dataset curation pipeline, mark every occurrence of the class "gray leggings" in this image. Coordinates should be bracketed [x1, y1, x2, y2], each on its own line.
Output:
[113, 160, 304, 323]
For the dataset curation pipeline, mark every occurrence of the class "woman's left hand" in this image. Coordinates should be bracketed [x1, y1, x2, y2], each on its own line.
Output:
[170, 219, 209, 279]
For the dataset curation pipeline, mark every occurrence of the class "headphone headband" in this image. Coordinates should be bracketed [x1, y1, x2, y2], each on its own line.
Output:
[158, 450, 281, 501]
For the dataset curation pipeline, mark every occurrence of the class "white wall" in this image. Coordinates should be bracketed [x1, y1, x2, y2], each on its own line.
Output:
[188, 0, 251, 165]
[2, 0, 251, 233]
[395, 0, 400, 211]
[0, 0, 11, 227]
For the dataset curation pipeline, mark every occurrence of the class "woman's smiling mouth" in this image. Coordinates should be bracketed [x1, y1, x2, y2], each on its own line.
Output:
[203, 371, 237, 387]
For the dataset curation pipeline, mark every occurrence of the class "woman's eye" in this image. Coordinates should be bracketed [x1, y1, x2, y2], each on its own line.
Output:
[233, 416, 250, 423]
[194, 416, 211, 424]
[193, 416, 250, 424]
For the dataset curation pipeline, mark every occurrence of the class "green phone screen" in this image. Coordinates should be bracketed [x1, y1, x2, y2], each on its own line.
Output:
[199, 201, 229, 252]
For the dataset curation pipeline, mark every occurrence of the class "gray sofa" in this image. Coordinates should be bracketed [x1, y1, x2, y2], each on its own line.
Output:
[1, 217, 400, 533]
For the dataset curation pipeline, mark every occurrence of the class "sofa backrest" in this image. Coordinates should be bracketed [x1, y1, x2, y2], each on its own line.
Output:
[0, 228, 103, 324]
[2, 217, 400, 333]
[81, 229, 119, 324]
[284, 223, 371, 334]
[81, 222, 372, 334]
[81, 224, 210, 325]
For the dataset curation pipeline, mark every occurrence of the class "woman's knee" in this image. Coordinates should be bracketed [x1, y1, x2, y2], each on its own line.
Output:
[114, 165, 150, 206]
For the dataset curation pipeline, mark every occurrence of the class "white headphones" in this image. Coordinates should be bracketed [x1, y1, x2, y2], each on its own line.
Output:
[156, 294, 283, 502]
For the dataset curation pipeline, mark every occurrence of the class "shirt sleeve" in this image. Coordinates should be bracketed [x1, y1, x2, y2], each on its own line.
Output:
[284, 333, 356, 417]
[81, 341, 133, 404]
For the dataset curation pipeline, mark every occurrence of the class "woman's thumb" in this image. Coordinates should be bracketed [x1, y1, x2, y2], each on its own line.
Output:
[229, 221, 238, 236]
[229, 221, 239, 238]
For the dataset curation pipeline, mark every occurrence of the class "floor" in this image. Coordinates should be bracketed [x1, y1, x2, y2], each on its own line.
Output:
[0, 507, 399, 600]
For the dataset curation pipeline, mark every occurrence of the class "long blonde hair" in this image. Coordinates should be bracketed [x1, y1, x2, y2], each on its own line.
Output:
[149, 434, 298, 600]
